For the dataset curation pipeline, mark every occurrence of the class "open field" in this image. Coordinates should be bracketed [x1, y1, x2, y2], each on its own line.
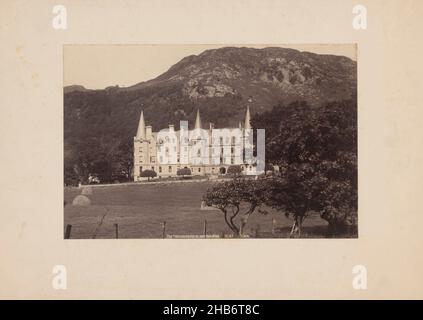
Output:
[64, 181, 330, 239]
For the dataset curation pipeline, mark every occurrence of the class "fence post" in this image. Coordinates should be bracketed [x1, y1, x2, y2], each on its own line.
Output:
[64, 224, 72, 239]
[114, 223, 119, 239]
[162, 221, 166, 239]
[203, 220, 207, 238]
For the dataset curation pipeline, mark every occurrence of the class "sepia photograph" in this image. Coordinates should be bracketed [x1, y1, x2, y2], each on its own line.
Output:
[2, 0, 423, 303]
[64, 44, 357, 239]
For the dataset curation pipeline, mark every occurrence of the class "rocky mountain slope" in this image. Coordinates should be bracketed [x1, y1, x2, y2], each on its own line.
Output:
[128, 46, 356, 106]
[64, 47, 356, 176]
[65, 47, 356, 131]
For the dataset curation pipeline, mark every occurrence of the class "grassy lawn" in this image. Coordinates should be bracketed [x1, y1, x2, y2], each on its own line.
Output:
[64, 181, 329, 239]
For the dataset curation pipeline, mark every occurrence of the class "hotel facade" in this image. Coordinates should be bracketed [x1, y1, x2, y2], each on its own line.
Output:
[133, 107, 259, 181]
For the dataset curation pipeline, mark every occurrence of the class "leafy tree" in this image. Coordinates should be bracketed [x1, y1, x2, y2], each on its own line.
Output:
[65, 135, 134, 184]
[253, 100, 357, 236]
[64, 141, 80, 186]
[86, 137, 122, 183]
[203, 178, 269, 236]
[64, 164, 79, 186]
[227, 165, 242, 176]
[264, 163, 275, 175]
[116, 140, 134, 181]
[265, 164, 328, 236]
[177, 167, 192, 178]
[140, 169, 157, 181]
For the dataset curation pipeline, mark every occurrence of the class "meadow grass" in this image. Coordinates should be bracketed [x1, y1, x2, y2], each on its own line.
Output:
[64, 181, 328, 239]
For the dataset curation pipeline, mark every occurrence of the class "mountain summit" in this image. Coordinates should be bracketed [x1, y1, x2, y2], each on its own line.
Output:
[127, 46, 356, 106]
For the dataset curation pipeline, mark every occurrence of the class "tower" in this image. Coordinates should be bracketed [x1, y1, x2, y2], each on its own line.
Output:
[134, 110, 148, 181]
[243, 106, 253, 172]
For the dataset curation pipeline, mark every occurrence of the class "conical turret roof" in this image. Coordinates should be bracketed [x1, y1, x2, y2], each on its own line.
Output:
[244, 106, 251, 129]
[136, 110, 146, 138]
[194, 109, 202, 129]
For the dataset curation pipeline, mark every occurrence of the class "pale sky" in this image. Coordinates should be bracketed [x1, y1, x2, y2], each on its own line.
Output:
[64, 44, 357, 90]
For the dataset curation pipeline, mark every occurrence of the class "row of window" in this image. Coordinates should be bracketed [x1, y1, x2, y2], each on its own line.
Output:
[139, 166, 218, 174]
[139, 157, 237, 165]
[139, 136, 241, 149]
[140, 161, 250, 174]
[140, 166, 174, 173]
[139, 166, 196, 173]
[159, 136, 240, 144]
[139, 165, 252, 175]
[139, 146, 239, 155]
[140, 145, 240, 151]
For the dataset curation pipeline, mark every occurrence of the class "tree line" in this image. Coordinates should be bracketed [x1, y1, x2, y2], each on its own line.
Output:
[203, 99, 357, 237]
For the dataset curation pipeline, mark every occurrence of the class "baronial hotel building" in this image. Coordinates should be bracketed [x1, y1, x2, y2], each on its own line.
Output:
[133, 107, 263, 181]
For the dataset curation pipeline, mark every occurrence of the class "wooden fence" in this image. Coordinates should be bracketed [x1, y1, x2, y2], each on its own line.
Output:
[64, 218, 279, 239]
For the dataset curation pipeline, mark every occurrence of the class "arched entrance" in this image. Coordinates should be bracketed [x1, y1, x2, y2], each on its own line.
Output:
[219, 167, 226, 174]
